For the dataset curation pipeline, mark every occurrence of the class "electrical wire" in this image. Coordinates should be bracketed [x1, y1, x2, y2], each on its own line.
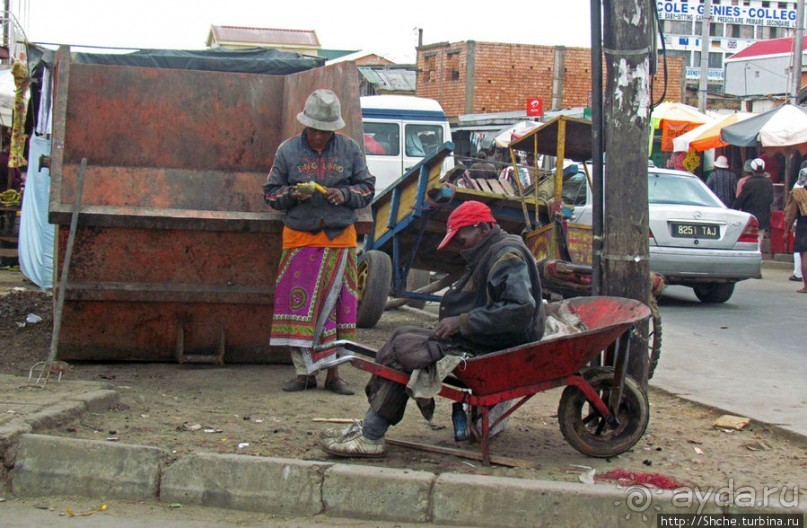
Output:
[651, 0, 668, 111]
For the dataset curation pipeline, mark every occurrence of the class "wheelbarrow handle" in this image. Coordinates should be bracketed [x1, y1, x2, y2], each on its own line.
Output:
[313, 340, 378, 359]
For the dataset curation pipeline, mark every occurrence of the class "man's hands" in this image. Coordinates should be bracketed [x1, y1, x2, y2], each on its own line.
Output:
[433, 316, 461, 340]
[290, 187, 313, 201]
[326, 188, 345, 205]
[290, 183, 345, 205]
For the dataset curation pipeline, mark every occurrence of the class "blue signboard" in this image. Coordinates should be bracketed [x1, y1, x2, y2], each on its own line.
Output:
[657, 0, 796, 27]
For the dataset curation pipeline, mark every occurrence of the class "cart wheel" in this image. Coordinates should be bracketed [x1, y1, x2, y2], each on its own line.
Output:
[557, 367, 649, 458]
[405, 269, 430, 309]
[356, 250, 392, 328]
[647, 296, 662, 380]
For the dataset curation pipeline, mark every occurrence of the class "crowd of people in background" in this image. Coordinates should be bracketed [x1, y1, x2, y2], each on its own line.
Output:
[692, 150, 804, 292]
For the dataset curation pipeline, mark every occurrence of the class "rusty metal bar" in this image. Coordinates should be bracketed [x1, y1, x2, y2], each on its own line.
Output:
[48, 158, 87, 363]
[63, 281, 274, 304]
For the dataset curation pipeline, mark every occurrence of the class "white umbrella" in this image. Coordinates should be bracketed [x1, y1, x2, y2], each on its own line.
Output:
[494, 120, 539, 148]
[720, 104, 807, 147]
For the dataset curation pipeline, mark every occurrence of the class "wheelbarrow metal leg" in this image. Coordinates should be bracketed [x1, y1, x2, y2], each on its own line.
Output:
[607, 327, 634, 428]
[480, 405, 491, 466]
[566, 375, 612, 420]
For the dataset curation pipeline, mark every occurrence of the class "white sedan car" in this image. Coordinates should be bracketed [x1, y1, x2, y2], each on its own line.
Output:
[562, 166, 762, 303]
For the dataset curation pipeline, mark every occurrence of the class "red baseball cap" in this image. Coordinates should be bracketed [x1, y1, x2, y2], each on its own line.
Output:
[437, 201, 496, 250]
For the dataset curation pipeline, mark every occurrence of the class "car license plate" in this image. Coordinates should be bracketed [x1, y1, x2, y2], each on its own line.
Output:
[671, 223, 720, 239]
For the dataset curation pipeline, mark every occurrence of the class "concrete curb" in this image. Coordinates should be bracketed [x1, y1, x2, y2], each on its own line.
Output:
[13, 434, 165, 500]
[161, 452, 329, 516]
[761, 258, 794, 270]
[0, 387, 119, 493]
[6, 436, 806, 526]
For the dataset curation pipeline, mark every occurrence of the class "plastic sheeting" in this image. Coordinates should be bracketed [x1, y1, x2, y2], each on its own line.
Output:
[71, 47, 324, 74]
[18, 134, 54, 289]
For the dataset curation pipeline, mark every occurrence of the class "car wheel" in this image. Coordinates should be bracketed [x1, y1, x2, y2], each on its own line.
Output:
[693, 282, 735, 303]
[405, 269, 430, 309]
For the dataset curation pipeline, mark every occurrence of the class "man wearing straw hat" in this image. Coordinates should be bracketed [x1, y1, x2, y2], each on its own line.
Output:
[264, 89, 375, 395]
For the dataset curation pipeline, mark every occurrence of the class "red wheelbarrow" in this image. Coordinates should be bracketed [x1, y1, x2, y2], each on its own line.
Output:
[318, 296, 652, 466]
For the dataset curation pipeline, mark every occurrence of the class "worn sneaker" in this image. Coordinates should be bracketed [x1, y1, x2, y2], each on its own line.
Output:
[319, 420, 362, 442]
[789, 275, 802, 282]
[320, 422, 385, 458]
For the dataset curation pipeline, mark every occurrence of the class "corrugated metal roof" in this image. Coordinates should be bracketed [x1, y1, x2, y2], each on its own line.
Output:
[726, 36, 807, 61]
[358, 67, 416, 91]
[211, 26, 320, 48]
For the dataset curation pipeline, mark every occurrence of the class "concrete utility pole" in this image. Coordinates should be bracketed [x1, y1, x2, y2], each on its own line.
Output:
[790, 0, 805, 105]
[601, 0, 653, 389]
[787, 0, 805, 191]
[698, 0, 713, 113]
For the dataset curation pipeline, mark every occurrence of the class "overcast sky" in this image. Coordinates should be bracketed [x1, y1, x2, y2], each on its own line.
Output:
[23, 0, 593, 63]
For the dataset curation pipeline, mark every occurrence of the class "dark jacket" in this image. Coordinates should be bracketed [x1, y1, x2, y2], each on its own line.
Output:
[706, 168, 737, 207]
[733, 174, 774, 230]
[439, 227, 545, 352]
[263, 131, 375, 238]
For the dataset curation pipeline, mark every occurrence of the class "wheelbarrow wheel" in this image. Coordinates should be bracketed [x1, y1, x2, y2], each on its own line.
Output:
[557, 367, 649, 458]
[356, 250, 392, 328]
[647, 295, 662, 380]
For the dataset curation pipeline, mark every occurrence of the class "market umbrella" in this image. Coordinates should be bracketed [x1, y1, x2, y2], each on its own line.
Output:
[672, 112, 754, 152]
[720, 104, 807, 147]
[494, 120, 540, 148]
[649, 102, 711, 152]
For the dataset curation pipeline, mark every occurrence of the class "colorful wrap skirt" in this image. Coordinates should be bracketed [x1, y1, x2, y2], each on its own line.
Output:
[269, 246, 358, 371]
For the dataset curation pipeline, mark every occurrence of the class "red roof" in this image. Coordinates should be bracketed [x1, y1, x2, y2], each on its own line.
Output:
[209, 26, 320, 48]
[727, 36, 807, 61]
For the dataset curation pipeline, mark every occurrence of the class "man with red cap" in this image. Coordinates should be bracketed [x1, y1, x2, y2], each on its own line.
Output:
[320, 200, 545, 457]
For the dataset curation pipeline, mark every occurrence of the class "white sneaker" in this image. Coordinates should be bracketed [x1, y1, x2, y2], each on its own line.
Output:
[319, 420, 362, 442]
[321, 423, 386, 458]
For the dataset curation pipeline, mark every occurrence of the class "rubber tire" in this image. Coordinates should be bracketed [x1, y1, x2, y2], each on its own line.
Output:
[405, 269, 431, 309]
[692, 282, 735, 303]
[356, 250, 393, 328]
[647, 296, 662, 380]
[558, 367, 649, 458]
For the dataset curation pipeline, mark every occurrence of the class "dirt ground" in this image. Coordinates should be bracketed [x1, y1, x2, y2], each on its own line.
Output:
[1, 277, 805, 501]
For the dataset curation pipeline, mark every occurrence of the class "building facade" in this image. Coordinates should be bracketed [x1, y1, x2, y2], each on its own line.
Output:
[657, 0, 797, 87]
[416, 40, 685, 119]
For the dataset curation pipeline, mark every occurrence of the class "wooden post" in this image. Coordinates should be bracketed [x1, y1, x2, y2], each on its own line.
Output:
[602, 0, 653, 389]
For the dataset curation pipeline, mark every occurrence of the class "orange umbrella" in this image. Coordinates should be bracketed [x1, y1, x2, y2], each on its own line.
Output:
[649, 102, 710, 153]
[681, 112, 754, 152]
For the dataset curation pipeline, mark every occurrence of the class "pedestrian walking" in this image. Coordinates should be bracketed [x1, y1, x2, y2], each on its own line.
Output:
[784, 168, 807, 293]
[733, 158, 774, 247]
[706, 155, 737, 206]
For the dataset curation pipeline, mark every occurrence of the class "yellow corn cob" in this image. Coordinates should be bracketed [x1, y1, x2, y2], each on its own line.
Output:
[296, 182, 329, 195]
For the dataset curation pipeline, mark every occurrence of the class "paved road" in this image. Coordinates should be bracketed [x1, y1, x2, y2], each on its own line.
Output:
[0, 497, 462, 528]
[650, 262, 806, 438]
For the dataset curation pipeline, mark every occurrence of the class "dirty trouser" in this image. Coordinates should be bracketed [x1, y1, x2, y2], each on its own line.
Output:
[365, 326, 452, 425]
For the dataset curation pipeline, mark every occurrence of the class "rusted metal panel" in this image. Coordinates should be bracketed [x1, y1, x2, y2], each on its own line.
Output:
[56, 301, 287, 363]
[49, 46, 370, 362]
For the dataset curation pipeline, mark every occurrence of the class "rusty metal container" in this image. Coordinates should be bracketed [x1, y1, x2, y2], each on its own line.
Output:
[48, 47, 371, 362]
